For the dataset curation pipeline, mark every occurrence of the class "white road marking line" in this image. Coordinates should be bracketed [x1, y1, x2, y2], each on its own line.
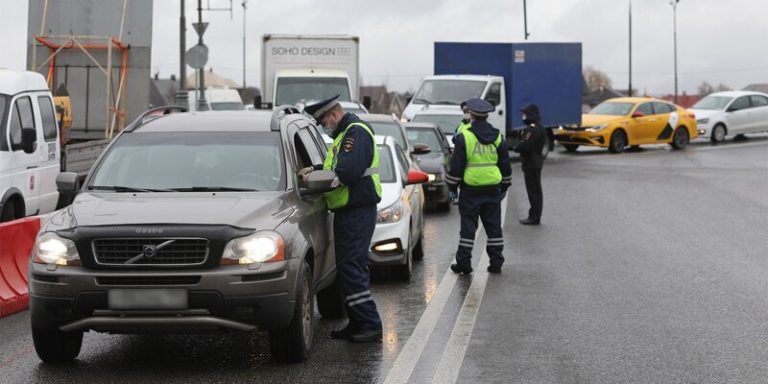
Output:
[382, 196, 507, 384]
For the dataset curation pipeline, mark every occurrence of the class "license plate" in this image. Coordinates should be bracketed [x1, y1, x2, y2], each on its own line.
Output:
[108, 289, 188, 310]
[428, 186, 437, 191]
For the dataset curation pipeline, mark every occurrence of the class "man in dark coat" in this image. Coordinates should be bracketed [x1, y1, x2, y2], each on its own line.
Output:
[514, 104, 546, 225]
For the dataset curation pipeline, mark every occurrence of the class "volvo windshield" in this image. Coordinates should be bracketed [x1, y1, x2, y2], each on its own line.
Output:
[411, 80, 486, 105]
[88, 132, 285, 192]
[275, 77, 351, 105]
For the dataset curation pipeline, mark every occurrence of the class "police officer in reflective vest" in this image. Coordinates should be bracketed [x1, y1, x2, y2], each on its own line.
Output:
[446, 98, 512, 274]
[453, 101, 472, 145]
[303, 95, 383, 342]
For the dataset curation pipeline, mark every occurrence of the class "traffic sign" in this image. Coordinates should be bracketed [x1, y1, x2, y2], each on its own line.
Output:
[192, 22, 209, 37]
[185, 44, 209, 70]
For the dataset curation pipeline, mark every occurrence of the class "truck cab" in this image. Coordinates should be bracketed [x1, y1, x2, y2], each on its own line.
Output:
[0, 70, 61, 222]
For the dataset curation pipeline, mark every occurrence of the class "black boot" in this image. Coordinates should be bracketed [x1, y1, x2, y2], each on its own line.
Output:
[450, 263, 473, 274]
[487, 265, 502, 274]
[349, 328, 383, 343]
[519, 218, 540, 225]
[331, 324, 360, 340]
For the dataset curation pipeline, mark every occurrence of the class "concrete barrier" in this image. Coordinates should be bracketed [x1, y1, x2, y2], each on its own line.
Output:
[0, 217, 40, 317]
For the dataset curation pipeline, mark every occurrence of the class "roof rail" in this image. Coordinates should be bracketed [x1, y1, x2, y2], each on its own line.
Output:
[270, 105, 304, 131]
[125, 105, 187, 132]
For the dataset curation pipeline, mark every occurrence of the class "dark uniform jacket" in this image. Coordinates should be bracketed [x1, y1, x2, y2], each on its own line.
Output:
[448, 120, 512, 194]
[322, 113, 382, 210]
[514, 105, 546, 171]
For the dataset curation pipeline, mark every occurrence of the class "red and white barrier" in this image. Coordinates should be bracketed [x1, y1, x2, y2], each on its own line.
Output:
[0, 217, 41, 318]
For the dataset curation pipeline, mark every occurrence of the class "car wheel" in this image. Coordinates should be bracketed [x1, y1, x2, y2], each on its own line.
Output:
[608, 130, 627, 154]
[711, 124, 726, 144]
[393, 232, 413, 281]
[0, 198, 22, 223]
[32, 326, 83, 364]
[269, 261, 313, 363]
[316, 276, 345, 319]
[413, 225, 425, 261]
[671, 127, 689, 149]
[563, 144, 579, 152]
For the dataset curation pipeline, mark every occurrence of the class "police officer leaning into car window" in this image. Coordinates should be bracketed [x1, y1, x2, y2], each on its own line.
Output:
[446, 98, 512, 274]
[301, 95, 384, 342]
[514, 103, 546, 225]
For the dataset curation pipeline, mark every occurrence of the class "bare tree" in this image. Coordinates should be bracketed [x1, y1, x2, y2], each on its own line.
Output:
[715, 83, 732, 92]
[698, 81, 715, 96]
[584, 66, 613, 92]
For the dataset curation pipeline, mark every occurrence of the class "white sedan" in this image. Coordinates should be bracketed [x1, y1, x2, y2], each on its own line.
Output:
[370, 135, 427, 281]
[690, 91, 768, 143]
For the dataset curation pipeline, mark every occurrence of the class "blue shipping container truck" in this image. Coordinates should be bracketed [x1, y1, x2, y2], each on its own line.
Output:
[433, 42, 582, 134]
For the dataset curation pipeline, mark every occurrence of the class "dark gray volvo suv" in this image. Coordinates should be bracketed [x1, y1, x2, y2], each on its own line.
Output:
[29, 106, 343, 363]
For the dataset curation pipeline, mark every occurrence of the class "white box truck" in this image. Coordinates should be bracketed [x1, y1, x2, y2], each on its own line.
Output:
[260, 34, 362, 107]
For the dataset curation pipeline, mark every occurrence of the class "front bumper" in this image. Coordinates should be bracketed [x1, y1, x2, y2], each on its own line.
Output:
[554, 128, 608, 147]
[368, 220, 410, 266]
[29, 259, 299, 333]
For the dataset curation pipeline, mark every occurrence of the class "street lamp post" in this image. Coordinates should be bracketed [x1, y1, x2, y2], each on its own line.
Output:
[523, 0, 530, 40]
[628, 0, 632, 97]
[671, 0, 680, 104]
[242, 0, 247, 89]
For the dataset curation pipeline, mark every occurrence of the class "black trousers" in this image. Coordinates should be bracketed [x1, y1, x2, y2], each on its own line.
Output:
[524, 169, 543, 220]
[455, 189, 505, 269]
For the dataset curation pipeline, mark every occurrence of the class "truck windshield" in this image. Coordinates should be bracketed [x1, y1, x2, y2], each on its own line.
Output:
[412, 80, 486, 105]
[411, 114, 463, 136]
[692, 96, 733, 111]
[588, 102, 635, 116]
[88, 132, 285, 192]
[276, 77, 351, 105]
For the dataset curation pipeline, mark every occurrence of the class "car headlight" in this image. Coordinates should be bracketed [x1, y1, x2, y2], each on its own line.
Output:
[587, 124, 608, 132]
[33, 232, 80, 266]
[696, 118, 709, 124]
[222, 231, 285, 265]
[377, 199, 403, 224]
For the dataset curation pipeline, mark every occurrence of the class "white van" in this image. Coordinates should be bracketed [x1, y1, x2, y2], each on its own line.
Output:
[186, 88, 245, 111]
[0, 70, 60, 222]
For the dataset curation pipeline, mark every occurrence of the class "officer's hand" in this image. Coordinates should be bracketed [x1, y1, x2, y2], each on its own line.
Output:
[449, 191, 458, 202]
[298, 166, 314, 177]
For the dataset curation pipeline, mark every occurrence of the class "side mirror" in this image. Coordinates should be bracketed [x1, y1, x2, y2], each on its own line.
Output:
[406, 170, 429, 185]
[631, 111, 644, 118]
[726, 106, 740, 112]
[362, 96, 372, 110]
[300, 170, 337, 196]
[254, 95, 263, 109]
[21, 128, 37, 154]
[56, 172, 80, 196]
[413, 143, 431, 155]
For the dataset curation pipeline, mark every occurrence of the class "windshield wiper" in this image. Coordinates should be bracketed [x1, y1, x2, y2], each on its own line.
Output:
[168, 186, 259, 192]
[412, 98, 432, 105]
[432, 100, 458, 105]
[89, 185, 173, 192]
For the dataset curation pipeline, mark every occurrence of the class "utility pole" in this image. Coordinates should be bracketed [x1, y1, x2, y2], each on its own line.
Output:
[242, 0, 247, 89]
[628, 0, 632, 97]
[523, 0, 530, 40]
[197, 0, 207, 110]
[180, 0, 186, 93]
[671, 0, 680, 104]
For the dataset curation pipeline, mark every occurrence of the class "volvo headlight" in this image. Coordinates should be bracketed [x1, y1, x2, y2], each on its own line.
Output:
[33, 232, 80, 266]
[222, 231, 285, 265]
[377, 200, 403, 224]
[696, 118, 709, 125]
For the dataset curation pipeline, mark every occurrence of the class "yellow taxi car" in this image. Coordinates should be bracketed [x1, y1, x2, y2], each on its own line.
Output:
[555, 97, 698, 153]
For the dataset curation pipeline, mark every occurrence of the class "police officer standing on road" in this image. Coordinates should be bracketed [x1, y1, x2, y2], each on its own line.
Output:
[302, 95, 384, 342]
[514, 103, 546, 225]
[446, 98, 512, 274]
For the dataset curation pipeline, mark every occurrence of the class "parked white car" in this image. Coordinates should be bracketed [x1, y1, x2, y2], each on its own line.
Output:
[0, 70, 61, 222]
[370, 135, 427, 281]
[187, 88, 245, 111]
[690, 91, 768, 143]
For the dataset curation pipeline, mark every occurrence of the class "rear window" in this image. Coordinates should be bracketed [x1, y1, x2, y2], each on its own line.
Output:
[369, 121, 407, 149]
[406, 127, 442, 153]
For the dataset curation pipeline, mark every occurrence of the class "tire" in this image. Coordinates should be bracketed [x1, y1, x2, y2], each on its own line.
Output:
[563, 144, 579, 152]
[32, 326, 83, 364]
[608, 130, 627, 154]
[0, 198, 22, 223]
[671, 127, 690, 150]
[413, 225, 425, 261]
[393, 232, 413, 281]
[316, 277, 345, 319]
[710, 124, 726, 144]
[269, 261, 313, 363]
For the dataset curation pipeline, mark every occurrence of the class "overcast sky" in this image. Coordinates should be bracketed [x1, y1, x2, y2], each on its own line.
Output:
[1, 0, 766, 95]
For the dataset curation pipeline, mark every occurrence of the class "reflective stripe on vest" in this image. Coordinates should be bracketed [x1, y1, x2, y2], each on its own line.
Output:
[323, 122, 382, 210]
[463, 130, 502, 186]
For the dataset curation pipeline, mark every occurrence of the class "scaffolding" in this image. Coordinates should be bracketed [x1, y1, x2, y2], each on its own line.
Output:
[30, 0, 130, 139]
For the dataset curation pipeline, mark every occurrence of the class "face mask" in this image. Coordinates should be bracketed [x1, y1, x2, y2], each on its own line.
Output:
[463, 113, 470, 120]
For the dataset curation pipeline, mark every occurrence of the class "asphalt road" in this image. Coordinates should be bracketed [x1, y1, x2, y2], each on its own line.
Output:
[0, 137, 766, 383]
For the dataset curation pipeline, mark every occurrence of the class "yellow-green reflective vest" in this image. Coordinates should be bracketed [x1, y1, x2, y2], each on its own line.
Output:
[456, 121, 472, 136]
[323, 122, 382, 210]
[463, 130, 502, 186]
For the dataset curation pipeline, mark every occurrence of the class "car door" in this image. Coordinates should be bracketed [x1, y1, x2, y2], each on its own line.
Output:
[35, 94, 61, 214]
[6, 95, 43, 216]
[652, 102, 678, 141]
[395, 142, 422, 249]
[726, 96, 751, 134]
[748, 95, 768, 132]
[292, 124, 334, 283]
[629, 102, 656, 144]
